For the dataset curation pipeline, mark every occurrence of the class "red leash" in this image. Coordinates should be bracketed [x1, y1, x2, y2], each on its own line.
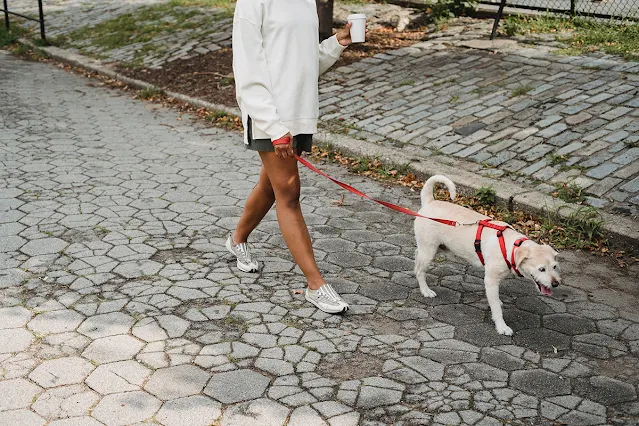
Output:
[294, 154, 458, 227]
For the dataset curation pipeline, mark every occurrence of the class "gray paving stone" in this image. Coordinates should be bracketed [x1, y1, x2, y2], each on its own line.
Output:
[156, 395, 222, 426]
[0, 410, 46, 426]
[511, 369, 571, 398]
[29, 357, 94, 388]
[204, 369, 270, 404]
[0, 378, 42, 410]
[0, 328, 34, 353]
[145, 365, 210, 400]
[91, 391, 162, 426]
[0, 306, 33, 329]
[20, 238, 69, 256]
[573, 376, 637, 405]
[85, 360, 150, 394]
[221, 398, 289, 426]
[78, 313, 135, 339]
[27, 309, 84, 334]
[82, 335, 144, 364]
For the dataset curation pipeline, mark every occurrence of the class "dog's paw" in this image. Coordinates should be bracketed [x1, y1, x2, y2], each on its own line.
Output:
[421, 289, 437, 298]
[495, 324, 513, 336]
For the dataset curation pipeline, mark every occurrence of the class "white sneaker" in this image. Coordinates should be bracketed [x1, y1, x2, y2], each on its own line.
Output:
[225, 233, 259, 273]
[305, 283, 349, 314]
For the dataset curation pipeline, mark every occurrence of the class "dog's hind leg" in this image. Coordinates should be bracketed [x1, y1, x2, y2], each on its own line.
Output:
[484, 269, 512, 336]
[415, 246, 438, 298]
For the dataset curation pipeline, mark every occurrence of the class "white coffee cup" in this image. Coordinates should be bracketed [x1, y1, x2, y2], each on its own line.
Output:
[347, 14, 366, 43]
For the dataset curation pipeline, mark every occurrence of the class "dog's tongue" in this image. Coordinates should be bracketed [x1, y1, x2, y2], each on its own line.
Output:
[540, 285, 553, 296]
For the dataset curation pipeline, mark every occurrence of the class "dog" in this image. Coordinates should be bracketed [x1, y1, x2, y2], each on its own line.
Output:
[414, 175, 562, 335]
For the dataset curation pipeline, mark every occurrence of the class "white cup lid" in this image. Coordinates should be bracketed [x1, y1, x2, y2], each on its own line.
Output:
[347, 14, 366, 19]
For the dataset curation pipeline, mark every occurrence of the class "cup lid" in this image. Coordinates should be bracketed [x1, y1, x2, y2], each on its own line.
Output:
[347, 13, 366, 19]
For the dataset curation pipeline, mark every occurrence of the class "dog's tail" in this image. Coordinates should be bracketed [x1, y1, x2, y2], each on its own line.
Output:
[421, 175, 456, 205]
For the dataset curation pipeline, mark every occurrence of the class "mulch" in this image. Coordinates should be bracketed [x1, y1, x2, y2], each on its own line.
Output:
[119, 28, 429, 107]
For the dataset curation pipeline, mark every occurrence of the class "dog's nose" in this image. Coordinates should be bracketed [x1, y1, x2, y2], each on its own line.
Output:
[551, 279, 560, 288]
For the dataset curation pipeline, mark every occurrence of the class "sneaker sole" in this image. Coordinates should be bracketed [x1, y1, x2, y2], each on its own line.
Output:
[225, 238, 259, 273]
[305, 295, 349, 314]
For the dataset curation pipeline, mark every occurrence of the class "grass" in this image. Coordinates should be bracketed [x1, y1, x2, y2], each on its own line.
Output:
[475, 186, 497, 207]
[0, 26, 24, 47]
[399, 79, 416, 86]
[137, 87, 164, 100]
[548, 153, 568, 166]
[540, 206, 605, 250]
[60, 0, 232, 64]
[511, 84, 533, 97]
[554, 182, 586, 204]
[206, 110, 242, 130]
[503, 14, 639, 61]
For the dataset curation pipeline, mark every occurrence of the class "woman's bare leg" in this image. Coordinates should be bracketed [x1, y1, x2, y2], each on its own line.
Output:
[259, 151, 324, 290]
[233, 166, 276, 244]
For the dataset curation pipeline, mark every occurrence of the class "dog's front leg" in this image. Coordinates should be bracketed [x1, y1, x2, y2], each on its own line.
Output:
[484, 270, 512, 336]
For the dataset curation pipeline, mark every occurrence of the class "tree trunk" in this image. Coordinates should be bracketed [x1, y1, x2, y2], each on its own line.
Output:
[317, 0, 334, 41]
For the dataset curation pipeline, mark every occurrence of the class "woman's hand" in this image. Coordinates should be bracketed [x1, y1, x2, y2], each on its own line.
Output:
[273, 133, 294, 159]
[336, 23, 353, 46]
[336, 22, 368, 46]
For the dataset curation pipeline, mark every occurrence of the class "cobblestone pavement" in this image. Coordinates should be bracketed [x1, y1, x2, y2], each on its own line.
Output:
[11, 0, 639, 219]
[319, 30, 639, 218]
[3, 52, 639, 426]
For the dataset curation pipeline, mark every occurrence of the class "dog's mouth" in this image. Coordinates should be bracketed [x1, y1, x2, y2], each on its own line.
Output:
[536, 281, 553, 296]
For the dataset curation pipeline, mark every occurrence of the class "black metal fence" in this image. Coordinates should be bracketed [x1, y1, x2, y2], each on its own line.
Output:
[2, 0, 46, 41]
[479, 0, 639, 21]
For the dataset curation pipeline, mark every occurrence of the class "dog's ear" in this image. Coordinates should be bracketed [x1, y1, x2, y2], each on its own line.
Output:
[552, 249, 559, 259]
[515, 245, 531, 269]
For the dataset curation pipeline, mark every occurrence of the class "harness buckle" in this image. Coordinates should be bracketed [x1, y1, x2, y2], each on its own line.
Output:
[474, 239, 482, 252]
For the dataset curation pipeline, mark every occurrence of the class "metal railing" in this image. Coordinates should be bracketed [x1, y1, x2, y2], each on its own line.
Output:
[481, 0, 639, 22]
[2, 0, 46, 41]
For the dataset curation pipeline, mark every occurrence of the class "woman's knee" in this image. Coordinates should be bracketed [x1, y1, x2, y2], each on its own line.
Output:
[275, 176, 301, 209]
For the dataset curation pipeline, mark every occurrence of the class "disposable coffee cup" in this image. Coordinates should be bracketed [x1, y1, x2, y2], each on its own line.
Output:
[347, 14, 366, 43]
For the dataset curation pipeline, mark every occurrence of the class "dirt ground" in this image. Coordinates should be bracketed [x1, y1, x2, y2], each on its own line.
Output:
[120, 28, 429, 107]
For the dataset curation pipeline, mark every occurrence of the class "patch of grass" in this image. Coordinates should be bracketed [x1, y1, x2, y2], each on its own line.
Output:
[475, 186, 497, 207]
[540, 206, 605, 250]
[450, 95, 460, 103]
[0, 26, 25, 47]
[511, 84, 533, 97]
[206, 110, 242, 131]
[399, 79, 416, 86]
[503, 14, 639, 61]
[137, 87, 164, 100]
[349, 157, 411, 180]
[433, 78, 457, 86]
[547, 153, 568, 166]
[625, 140, 639, 149]
[553, 182, 586, 204]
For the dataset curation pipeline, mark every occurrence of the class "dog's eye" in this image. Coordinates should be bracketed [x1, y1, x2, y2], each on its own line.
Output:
[539, 267, 546, 272]
[553, 265, 557, 270]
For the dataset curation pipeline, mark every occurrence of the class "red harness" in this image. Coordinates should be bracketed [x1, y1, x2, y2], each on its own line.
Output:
[474, 219, 527, 277]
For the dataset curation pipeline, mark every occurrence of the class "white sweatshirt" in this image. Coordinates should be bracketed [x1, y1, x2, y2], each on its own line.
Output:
[232, 0, 346, 143]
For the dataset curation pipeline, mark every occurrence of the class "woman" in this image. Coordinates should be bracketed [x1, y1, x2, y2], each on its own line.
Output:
[227, 0, 356, 314]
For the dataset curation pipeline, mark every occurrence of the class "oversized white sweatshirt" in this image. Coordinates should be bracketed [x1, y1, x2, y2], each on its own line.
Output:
[232, 0, 347, 143]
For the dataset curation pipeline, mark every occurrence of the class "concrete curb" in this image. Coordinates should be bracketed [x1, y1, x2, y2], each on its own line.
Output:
[19, 38, 639, 253]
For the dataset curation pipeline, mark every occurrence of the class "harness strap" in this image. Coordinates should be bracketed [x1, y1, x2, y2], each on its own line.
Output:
[475, 219, 524, 275]
[511, 237, 528, 277]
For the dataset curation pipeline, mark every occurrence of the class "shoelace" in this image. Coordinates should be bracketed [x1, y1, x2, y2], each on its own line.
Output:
[234, 242, 253, 263]
[315, 285, 344, 304]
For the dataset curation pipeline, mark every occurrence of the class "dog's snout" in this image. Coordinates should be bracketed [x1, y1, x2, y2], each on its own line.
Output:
[551, 279, 561, 288]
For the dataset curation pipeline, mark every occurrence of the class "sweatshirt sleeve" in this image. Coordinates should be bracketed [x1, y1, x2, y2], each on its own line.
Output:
[318, 35, 347, 75]
[232, 13, 289, 140]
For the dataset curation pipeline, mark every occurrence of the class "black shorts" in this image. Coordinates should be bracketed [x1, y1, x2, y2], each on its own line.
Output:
[246, 117, 313, 153]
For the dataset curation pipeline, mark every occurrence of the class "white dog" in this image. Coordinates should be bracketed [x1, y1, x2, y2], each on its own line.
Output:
[414, 175, 562, 335]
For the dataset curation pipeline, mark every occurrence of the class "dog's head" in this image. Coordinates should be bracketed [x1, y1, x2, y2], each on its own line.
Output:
[515, 243, 562, 296]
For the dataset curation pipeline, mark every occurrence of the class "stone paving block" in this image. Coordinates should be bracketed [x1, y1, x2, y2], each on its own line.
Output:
[82, 335, 144, 364]
[86, 360, 150, 394]
[92, 391, 162, 426]
[27, 309, 84, 334]
[0, 306, 33, 329]
[0, 378, 42, 411]
[221, 398, 289, 426]
[156, 395, 222, 426]
[0, 409, 46, 426]
[29, 357, 94, 388]
[0, 328, 34, 354]
[20, 238, 68, 256]
[78, 313, 135, 339]
[145, 365, 210, 400]
[204, 369, 270, 404]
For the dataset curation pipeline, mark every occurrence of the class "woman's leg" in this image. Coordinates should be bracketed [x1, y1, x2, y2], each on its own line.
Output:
[233, 166, 275, 244]
[259, 151, 324, 290]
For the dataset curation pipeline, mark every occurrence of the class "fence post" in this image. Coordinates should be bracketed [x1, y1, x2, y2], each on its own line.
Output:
[37, 0, 45, 41]
[490, 0, 508, 40]
[570, 0, 576, 15]
[3, 0, 9, 31]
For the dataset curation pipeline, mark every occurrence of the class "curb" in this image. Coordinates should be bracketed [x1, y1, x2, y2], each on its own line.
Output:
[19, 38, 639, 254]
